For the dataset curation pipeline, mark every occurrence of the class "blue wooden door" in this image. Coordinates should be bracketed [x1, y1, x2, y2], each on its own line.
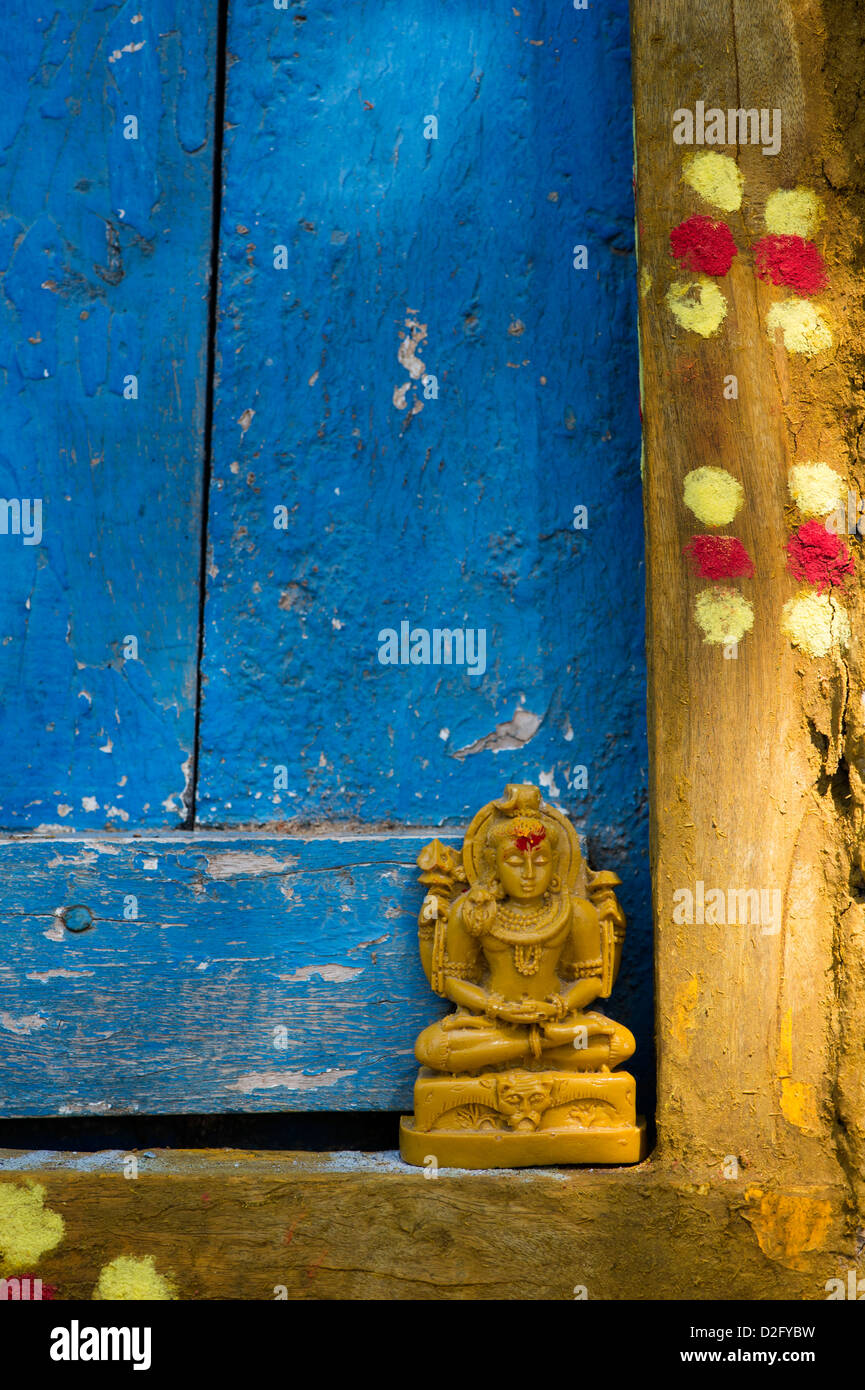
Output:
[0, 1, 649, 1120]
[0, 3, 213, 831]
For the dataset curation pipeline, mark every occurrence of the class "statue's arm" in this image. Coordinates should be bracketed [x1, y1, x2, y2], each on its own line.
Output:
[587, 870, 626, 993]
[558, 897, 605, 1010]
[434, 901, 488, 1011]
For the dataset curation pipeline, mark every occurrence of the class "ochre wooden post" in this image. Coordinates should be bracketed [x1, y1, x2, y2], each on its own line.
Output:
[632, 0, 865, 1207]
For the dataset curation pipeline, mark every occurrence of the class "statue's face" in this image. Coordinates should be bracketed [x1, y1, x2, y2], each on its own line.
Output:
[496, 835, 553, 900]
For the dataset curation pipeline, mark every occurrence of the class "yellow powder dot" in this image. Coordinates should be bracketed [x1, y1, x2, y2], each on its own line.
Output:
[787, 463, 845, 518]
[666, 278, 728, 338]
[782, 592, 850, 658]
[683, 466, 745, 526]
[0, 1181, 65, 1272]
[766, 298, 832, 357]
[681, 152, 744, 213]
[764, 187, 824, 238]
[694, 588, 755, 645]
[92, 1254, 177, 1301]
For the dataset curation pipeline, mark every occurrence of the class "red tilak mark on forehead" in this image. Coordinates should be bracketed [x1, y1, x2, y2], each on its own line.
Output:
[514, 827, 546, 853]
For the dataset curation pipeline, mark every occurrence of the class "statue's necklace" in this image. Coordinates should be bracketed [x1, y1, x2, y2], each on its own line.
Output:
[493, 896, 568, 976]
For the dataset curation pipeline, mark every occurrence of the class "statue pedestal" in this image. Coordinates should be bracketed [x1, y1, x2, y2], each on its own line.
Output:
[399, 1067, 647, 1168]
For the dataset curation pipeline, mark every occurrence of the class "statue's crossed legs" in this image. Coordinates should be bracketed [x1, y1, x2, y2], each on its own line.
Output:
[415, 1008, 636, 1073]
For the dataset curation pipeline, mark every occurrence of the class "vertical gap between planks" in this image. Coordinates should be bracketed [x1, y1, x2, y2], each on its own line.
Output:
[187, 0, 231, 830]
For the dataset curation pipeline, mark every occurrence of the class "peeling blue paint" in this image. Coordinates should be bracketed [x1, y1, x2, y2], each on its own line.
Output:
[0, 4, 215, 830]
[198, 0, 646, 844]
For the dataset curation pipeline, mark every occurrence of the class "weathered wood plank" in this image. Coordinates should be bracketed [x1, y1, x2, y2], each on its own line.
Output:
[0, 1152, 853, 1300]
[197, 0, 647, 858]
[0, 834, 447, 1115]
[0, 829, 652, 1116]
[0, 3, 215, 830]
[632, 0, 865, 1193]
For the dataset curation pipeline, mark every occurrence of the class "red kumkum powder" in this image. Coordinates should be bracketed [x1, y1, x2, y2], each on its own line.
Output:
[684, 535, 754, 580]
[787, 520, 854, 591]
[0, 1274, 57, 1299]
[753, 234, 828, 295]
[669, 215, 738, 277]
[514, 825, 545, 853]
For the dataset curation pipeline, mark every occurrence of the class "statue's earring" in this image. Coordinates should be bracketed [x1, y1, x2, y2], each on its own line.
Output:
[490, 877, 506, 900]
[550, 873, 561, 892]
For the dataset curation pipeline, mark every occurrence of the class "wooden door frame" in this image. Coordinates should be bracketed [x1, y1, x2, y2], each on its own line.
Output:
[4, 0, 864, 1301]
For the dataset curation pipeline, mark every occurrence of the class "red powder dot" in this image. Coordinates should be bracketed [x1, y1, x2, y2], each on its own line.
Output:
[0, 1273, 57, 1300]
[683, 535, 754, 580]
[787, 521, 854, 591]
[753, 234, 827, 295]
[669, 216, 738, 277]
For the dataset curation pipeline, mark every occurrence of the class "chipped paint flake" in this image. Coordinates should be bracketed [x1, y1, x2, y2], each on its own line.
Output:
[161, 754, 193, 816]
[58, 1101, 126, 1115]
[205, 850, 297, 879]
[227, 1068, 357, 1094]
[452, 708, 541, 759]
[0, 1011, 48, 1035]
[397, 317, 427, 379]
[279, 964, 364, 983]
[46, 849, 98, 869]
[538, 769, 561, 800]
[27, 969, 95, 982]
[108, 41, 146, 64]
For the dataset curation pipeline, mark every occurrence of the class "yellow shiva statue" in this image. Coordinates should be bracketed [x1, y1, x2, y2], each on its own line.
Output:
[399, 783, 646, 1166]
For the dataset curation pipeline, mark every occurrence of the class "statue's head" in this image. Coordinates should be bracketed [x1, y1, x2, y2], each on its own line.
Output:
[477, 784, 561, 903]
[460, 785, 586, 924]
[492, 815, 555, 900]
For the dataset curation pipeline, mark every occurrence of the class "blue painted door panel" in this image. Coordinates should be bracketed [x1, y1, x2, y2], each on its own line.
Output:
[196, 0, 646, 844]
[0, 833, 441, 1117]
[0, 3, 215, 831]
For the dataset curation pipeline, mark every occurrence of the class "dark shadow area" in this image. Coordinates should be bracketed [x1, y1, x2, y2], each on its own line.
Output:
[0, 1108, 657, 1159]
[0, 1111, 398, 1153]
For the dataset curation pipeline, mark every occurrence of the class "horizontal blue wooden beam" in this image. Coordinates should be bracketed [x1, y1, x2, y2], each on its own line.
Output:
[0, 832, 449, 1116]
[0, 830, 651, 1117]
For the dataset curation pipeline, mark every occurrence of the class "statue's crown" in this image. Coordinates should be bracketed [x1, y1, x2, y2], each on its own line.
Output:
[494, 783, 542, 816]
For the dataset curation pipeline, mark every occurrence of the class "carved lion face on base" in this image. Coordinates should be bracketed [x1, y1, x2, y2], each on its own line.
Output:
[496, 1074, 554, 1131]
